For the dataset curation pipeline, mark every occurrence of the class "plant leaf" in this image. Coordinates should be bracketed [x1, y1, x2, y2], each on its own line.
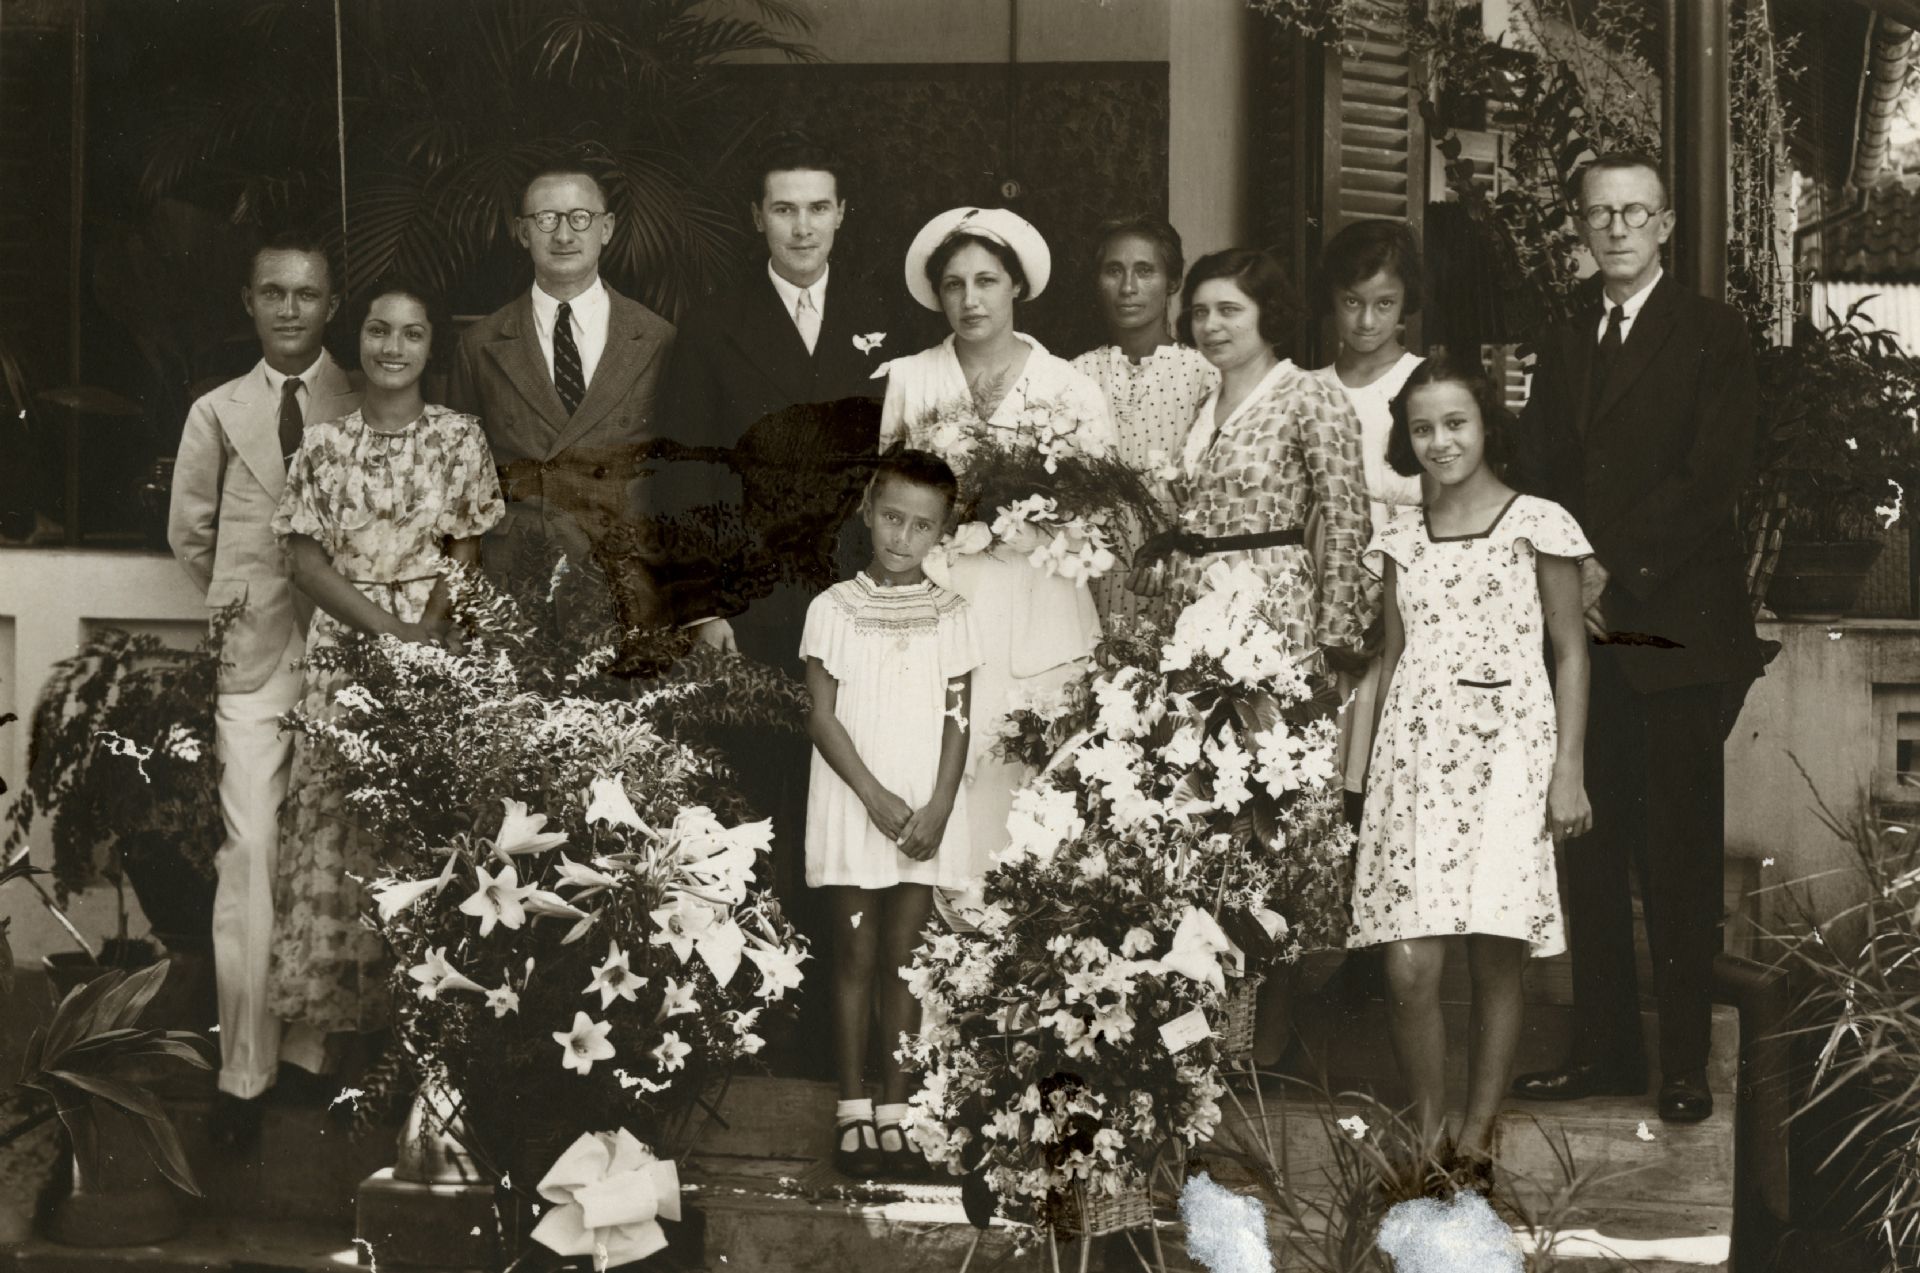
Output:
[124, 1107, 202, 1197]
[42, 1069, 169, 1124]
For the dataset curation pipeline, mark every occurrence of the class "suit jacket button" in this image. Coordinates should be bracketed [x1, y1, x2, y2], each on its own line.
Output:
[1639, 567, 1653, 578]
[593, 465, 608, 479]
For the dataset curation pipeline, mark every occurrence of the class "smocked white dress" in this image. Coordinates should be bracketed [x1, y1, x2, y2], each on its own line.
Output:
[801, 572, 984, 889]
[1349, 495, 1591, 956]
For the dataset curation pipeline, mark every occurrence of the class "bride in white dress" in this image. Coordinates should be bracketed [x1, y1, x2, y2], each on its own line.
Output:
[875, 207, 1116, 904]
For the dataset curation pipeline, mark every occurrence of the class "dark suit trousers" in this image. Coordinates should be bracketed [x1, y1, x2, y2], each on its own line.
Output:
[1565, 648, 1724, 1077]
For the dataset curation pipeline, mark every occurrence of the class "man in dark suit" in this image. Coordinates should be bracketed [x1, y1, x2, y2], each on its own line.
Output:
[662, 133, 893, 1076]
[448, 162, 676, 627]
[1510, 151, 1768, 1123]
[665, 131, 894, 657]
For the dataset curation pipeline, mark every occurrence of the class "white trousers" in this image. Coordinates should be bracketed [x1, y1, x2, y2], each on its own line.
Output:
[211, 628, 324, 1096]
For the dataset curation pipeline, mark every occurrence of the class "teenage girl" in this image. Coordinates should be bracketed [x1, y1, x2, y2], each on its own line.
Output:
[801, 448, 981, 1178]
[1349, 353, 1593, 1188]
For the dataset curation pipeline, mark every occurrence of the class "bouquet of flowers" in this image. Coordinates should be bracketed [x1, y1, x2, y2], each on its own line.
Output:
[287, 567, 809, 1172]
[904, 396, 1162, 582]
[900, 560, 1355, 1225]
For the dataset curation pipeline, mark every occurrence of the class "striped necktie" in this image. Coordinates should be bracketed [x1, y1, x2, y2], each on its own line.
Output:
[553, 301, 586, 416]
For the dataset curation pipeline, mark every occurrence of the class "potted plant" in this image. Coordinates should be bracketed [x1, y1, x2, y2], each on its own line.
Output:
[2, 614, 232, 998]
[0, 856, 213, 1247]
[1747, 302, 1920, 618]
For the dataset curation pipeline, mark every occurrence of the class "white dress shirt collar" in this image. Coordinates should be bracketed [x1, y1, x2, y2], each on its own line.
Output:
[261, 350, 327, 400]
[1597, 266, 1662, 340]
[767, 261, 829, 323]
[529, 276, 610, 387]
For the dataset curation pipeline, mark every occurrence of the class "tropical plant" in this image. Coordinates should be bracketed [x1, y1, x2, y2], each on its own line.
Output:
[1, 612, 231, 948]
[1, 962, 211, 1196]
[129, 0, 820, 316]
[1748, 304, 1920, 548]
[1775, 801, 1920, 1268]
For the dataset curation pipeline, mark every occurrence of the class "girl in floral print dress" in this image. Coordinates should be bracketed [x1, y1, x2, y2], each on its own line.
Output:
[268, 278, 503, 1072]
[1351, 353, 1592, 1189]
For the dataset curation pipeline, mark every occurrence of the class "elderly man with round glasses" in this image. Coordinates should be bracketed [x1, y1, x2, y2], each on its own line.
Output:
[1509, 149, 1769, 1127]
[449, 160, 678, 629]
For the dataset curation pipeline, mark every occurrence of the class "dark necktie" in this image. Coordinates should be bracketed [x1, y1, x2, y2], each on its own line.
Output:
[552, 301, 586, 416]
[1591, 303, 1625, 406]
[278, 376, 304, 459]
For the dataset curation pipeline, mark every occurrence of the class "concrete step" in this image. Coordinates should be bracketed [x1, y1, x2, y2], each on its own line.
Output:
[167, 1095, 399, 1228]
[0, 1217, 364, 1272]
[1286, 994, 1742, 1100]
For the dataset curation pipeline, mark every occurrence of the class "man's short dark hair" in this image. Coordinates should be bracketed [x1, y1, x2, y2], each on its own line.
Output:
[521, 162, 609, 212]
[1569, 149, 1669, 209]
[750, 131, 847, 206]
[1176, 248, 1299, 349]
[1090, 213, 1186, 285]
[869, 446, 960, 516]
[1317, 219, 1423, 316]
[249, 229, 339, 294]
[344, 274, 454, 374]
[1384, 350, 1516, 479]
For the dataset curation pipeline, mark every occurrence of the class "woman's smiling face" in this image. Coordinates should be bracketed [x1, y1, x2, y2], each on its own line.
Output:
[360, 292, 432, 391]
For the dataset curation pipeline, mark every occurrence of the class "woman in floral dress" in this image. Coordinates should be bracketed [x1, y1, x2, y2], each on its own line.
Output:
[268, 278, 504, 1066]
[1069, 214, 1216, 630]
[877, 207, 1116, 903]
[1157, 247, 1378, 1063]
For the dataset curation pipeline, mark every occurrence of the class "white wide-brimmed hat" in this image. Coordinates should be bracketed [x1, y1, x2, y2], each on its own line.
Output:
[904, 206, 1052, 311]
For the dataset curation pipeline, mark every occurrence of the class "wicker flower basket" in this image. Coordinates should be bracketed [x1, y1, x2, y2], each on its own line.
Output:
[1060, 1179, 1155, 1237]
[1218, 973, 1265, 1063]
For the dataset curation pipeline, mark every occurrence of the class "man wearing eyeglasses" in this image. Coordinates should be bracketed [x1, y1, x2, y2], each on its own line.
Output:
[1510, 151, 1768, 1126]
[449, 163, 676, 626]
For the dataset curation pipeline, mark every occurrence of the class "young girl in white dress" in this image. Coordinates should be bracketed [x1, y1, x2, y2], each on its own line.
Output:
[802, 448, 981, 1178]
[1350, 353, 1593, 1189]
[1311, 219, 1426, 829]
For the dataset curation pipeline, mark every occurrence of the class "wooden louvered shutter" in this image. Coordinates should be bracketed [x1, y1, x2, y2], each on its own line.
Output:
[1250, 17, 1319, 355]
[1315, 13, 1427, 359]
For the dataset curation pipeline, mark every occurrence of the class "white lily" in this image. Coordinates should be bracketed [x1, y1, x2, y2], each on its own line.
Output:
[585, 776, 646, 832]
[584, 940, 644, 1009]
[458, 860, 535, 937]
[408, 946, 485, 1002]
[552, 1011, 616, 1076]
[495, 798, 569, 858]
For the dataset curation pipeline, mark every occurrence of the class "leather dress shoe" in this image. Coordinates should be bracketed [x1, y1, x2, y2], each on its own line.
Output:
[1510, 1059, 1647, 1102]
[1658, 1070, 1713, 1123]
[208, 1092, 265, 1151]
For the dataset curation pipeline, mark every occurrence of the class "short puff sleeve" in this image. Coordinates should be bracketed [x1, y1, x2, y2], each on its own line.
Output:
[434, 410, 506, 541]
[1362, 506, 1422, 577]
[936, 590, 984, 681]
[1507, 496, 1592, 563]
[800, 586, 856, 683]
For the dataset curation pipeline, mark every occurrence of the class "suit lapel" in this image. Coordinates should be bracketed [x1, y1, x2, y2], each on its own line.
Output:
[551, 286, 666, 455]
[225, 365, 286, 499]
[483, 294, 570, 449]
[307, 351, 359, 425]
[1591, 273, 1679, 426]
[730, 271, 817, 404]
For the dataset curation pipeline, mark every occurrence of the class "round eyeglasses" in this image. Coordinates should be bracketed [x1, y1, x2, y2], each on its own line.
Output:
[518, 209, 603, 234]
[1580, 203, 1662, 231]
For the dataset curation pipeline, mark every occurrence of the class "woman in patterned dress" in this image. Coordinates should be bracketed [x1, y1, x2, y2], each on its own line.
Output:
[267, 279, 504, 1070]
[877, 207, 1116, 906]
[1070, 214, 1216, 630]
[1156, 248, 1378, 1064]
[1312, 219, 1427, 828]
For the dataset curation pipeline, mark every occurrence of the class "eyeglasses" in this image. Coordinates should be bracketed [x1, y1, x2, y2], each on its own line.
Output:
[518, 209, 603, 234]
[1580, 203, 1663, 231]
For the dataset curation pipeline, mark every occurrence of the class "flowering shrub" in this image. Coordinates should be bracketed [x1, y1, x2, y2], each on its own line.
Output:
[902, 397, 1160, 582]
[290, 567, 809, 1161]
[900, 561, 1355, 1225]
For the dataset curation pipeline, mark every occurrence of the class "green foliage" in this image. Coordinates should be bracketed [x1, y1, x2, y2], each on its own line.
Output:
[1775, 802, 1920, 1266]
[1752, 303, 1920, 543]
[12, 961, 213, 1196]
[131, 0, 820, 315]
[2, 612, 231, 920]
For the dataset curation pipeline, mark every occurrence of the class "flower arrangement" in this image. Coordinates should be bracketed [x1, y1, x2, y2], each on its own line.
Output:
[903, 396, 1162, 583]
[899, 561, 1355, 1227]
[287, 566, 809, 1170]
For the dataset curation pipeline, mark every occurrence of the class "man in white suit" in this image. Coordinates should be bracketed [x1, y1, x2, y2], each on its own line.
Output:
[168, 231, 360, 1144]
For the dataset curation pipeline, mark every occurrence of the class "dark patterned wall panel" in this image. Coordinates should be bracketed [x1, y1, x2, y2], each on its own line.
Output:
[706, 62, 1169, 360]
[1248, 20, 1317, 361]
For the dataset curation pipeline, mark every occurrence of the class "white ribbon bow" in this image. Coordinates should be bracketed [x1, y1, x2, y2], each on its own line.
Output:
[531, 1129, 683, 1271]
